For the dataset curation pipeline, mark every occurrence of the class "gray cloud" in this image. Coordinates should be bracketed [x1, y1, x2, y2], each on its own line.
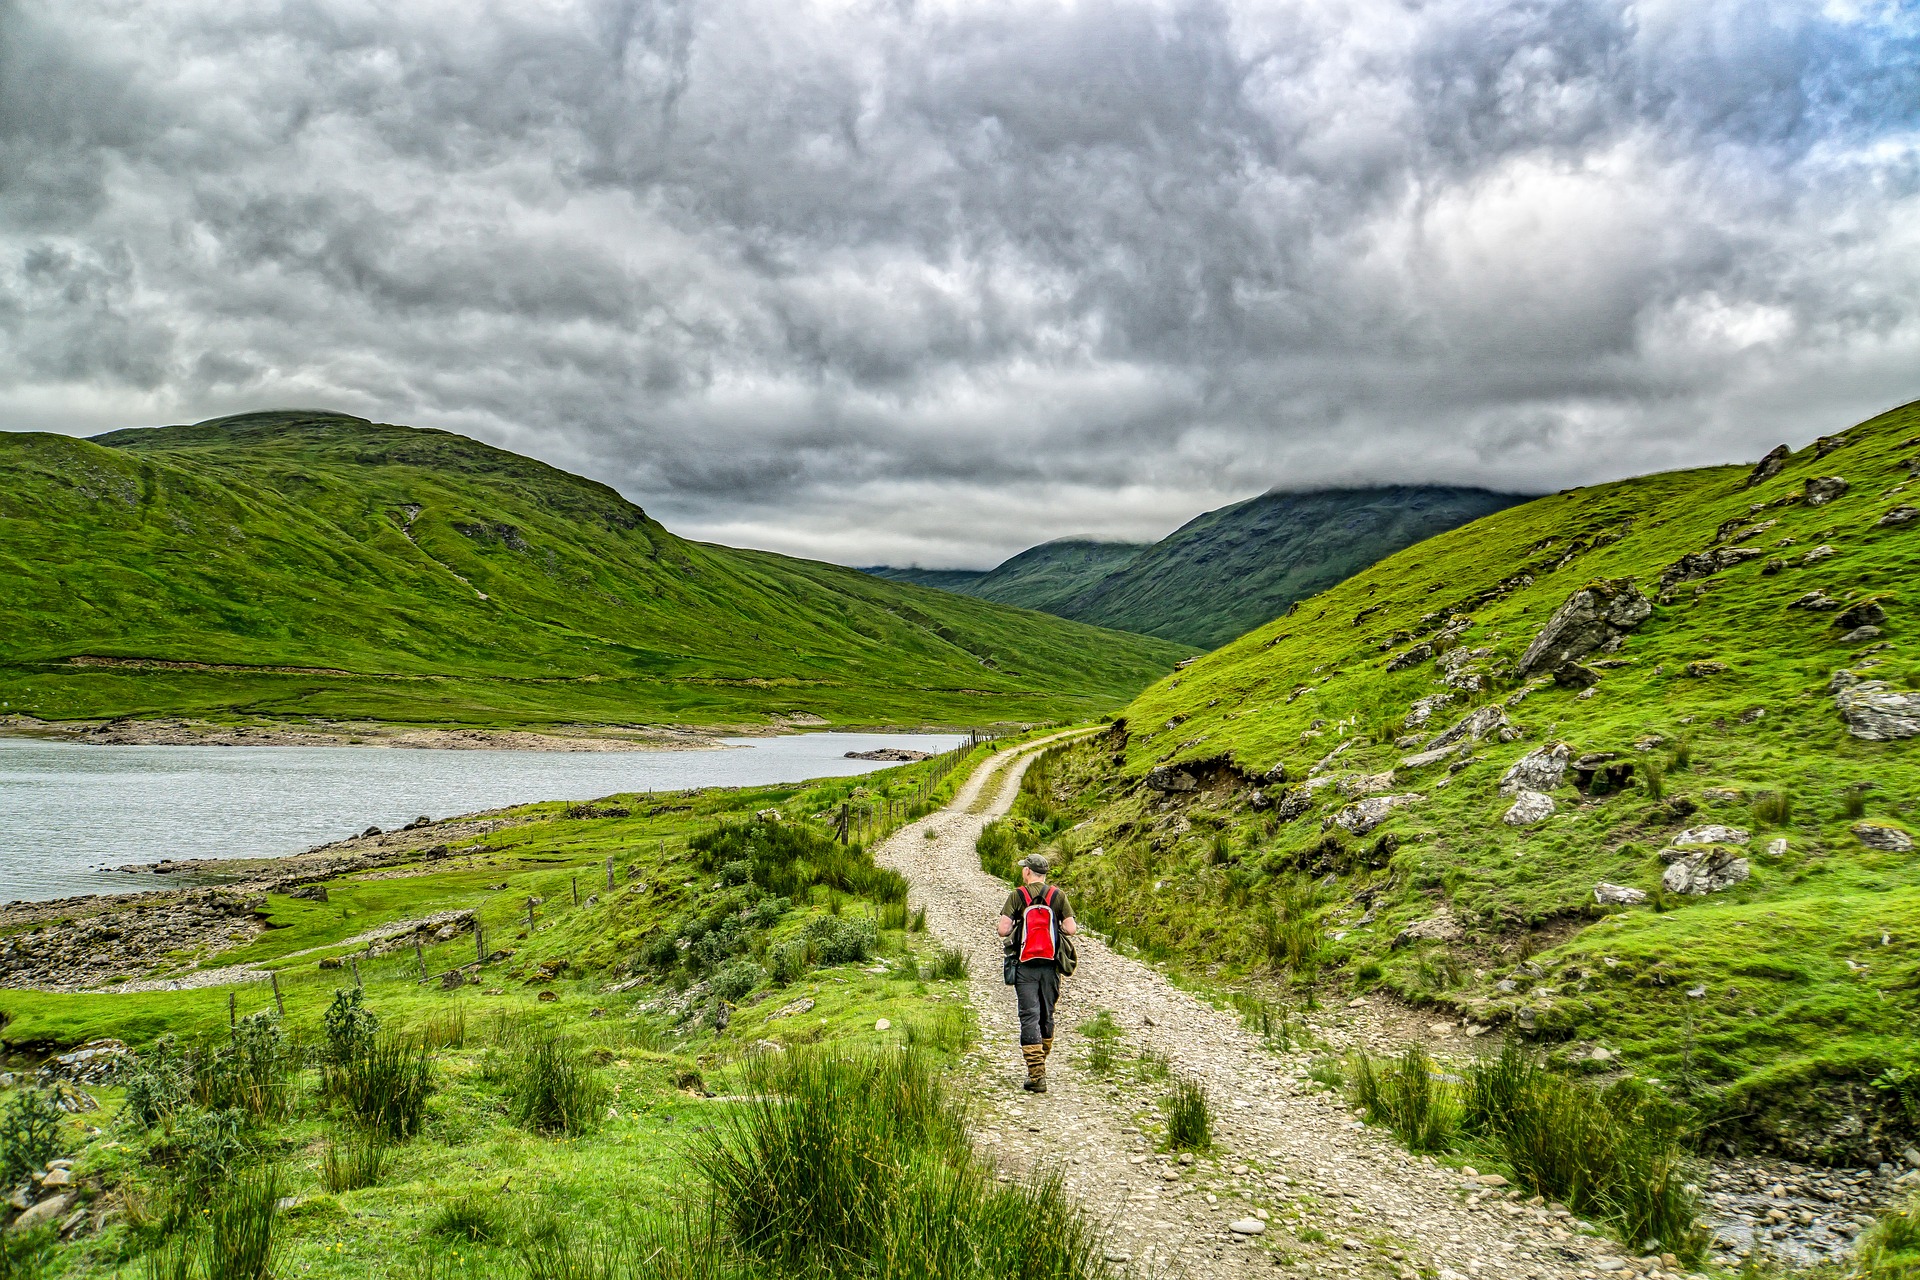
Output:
[2, 0, 1917, 568]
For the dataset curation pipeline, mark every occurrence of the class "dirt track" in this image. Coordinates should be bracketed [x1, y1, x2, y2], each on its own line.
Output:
[877, 734, 1647, 1280]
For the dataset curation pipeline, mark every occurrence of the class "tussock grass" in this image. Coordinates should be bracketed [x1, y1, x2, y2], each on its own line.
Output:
[1751, 790, 1794, 828]
[1855, 1190, 1920, 1280]
[322, 1031, 432, 1140]
[928, 946, 969, 981]
[1079, 1010, 1122, 1075]
[691, 1045, 1114, 1278]
[319, 1126, 385, 1193]
[428, 1193, 503, 1244]
[1346, 1043, 1702, 1258]
[505, 1037, 610, 1136]
[203, 1163, 281, 1280]
[1161, 1077, 1212, 1151]
[901, 1005, 974, 1055]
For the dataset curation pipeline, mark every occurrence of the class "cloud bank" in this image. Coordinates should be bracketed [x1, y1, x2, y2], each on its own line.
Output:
[2, 0, 1917, 566]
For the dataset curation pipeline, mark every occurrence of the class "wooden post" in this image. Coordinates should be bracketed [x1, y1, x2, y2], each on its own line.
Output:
[476, 922, 486, 963]
[527, 899, 536, 933]
[415, 939, 426, 979]
[605, 857, 614, 891]
[269, 971, 285, 1018]
[572, 875, 579, 907]
[838, 802, 849, 844]
[350, 956, 361, 990]
[228, 990, 236, 1029]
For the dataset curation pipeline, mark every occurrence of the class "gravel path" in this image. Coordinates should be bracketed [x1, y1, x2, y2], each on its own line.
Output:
[876, 735, 1665, 1280]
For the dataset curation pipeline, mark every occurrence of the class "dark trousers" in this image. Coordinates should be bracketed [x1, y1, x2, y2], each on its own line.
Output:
[1013, 961, 1060, 1046]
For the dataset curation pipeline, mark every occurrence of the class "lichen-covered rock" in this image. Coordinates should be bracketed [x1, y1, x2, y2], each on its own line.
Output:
[1330, 793, 1421, 835]
[1593, 882, 1647, 905]
[1744, 444, 1791, 488]
[1502, 789, 1557, 826]
[1338, 771, 1396, 797]
[1659, 547, 1766, 588]
[1804, 475, 1850, 506]
[1144, 766, 1198, 793]
[1662, 851, 1751, 895]
[1385, 641, 1435, 672]
[1400, 743, 1464, 770]
[1499, 744, 1569, 796]
[1833, 598, 1889, 631]
[1425, 704, 1508, 750]
[1833, 677, 1920, 740]
[1403, 693, 1454, 728]
[1515, 579, 1653, 677]
[1853, 823, 1915, 852]
[1393, 907, 1460, 946]
[1879, 505, 1918, 528]
[1673, 824, 1751, 847]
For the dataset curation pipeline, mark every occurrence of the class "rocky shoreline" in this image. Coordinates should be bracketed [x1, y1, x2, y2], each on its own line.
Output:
[0, 714, 742, 751]
[0, 815, 516, 998]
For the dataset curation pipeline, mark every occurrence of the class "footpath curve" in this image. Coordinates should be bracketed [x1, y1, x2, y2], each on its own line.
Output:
[876, 734, 1629, 1280]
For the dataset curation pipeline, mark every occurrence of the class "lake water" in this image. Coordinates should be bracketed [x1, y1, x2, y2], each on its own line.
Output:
[0, 732, 963, 903]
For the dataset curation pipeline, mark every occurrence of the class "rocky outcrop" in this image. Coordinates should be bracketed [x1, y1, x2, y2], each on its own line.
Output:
[1393, 907, 1459, 947]
[1661, 847, 1751, 895]
[1744, 445, 1791, 487]
[1501, 789, 1556, 826]
[1593, 882, 1647, 905]
[844, 748, 932, 761]
[1853, 823, 1914, 853]
[1514, 580, 1653, 677]
[1673, 824, 1751, 847]
[1424, 705, 1508, 751]
[1804, 476, 1850, 506]
[1498, 744, 1568, 795]
[1879, 505, 1918, 528]
[1403, 693, 1454, 729]
[1145, 766, 1199, 793]
[1831, 672, 1920, 740]
[1385, 641, 1434, 672]
[1659, 547, 1765, 589]
[1833, 598, 1889, 631]
[1329, 793, 1421, 835]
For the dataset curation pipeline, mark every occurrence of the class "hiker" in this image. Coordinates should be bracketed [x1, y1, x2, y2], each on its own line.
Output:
[997, 853, 1077, 1093]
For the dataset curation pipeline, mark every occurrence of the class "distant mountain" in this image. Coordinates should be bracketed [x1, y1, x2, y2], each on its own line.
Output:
[0, 411, 1191, 731]
[867, 487, 1529, 649]
[864, 540, 1148, 615]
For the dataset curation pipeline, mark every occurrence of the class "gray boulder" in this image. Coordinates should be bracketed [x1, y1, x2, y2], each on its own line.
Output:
[1502, 789, 1557, 826]
[1662, 851, 1751, 895]
[1331, 793, 1421, 836]
[1804, 476, 1850, 506]
[1515, 580, 1653, 677]
[1833, 598, 1889, 631]
[10, 1193, 74, 1235]
[1853, 823, 1915, 853]
[1879, 505, 1918, 528]
[1673, 824, 1751, 847]
[1593, 882, 1647, 906]
[1833, 677, 1920, 740]
[1393, 907, 1460, 946]
[1425, 704, 1508, 750]
[1144, 766, 1199, 793]
[1659, 547, 1765, 589]
[1499, 744, 1569, 795]
[1400, 743, 1464, 770]
[1743, 444, 1791, 487]
[1403, 693, 1454, 728]
[1385, 641, 1435, 672]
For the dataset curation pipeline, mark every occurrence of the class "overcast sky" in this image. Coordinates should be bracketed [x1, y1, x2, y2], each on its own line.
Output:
[3, 0, 1917, 567]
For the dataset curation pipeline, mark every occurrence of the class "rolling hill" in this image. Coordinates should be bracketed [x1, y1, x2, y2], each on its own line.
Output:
[0, 411, 1191, 731]
[993, 403, 1920, 1159]
[868, 486, 1527, 648]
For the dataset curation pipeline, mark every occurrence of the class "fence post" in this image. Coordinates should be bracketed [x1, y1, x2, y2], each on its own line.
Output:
[476, 922, 486, 963]
[415, 939, 426, 979]
[269, 971, 285, 1018]
[228, 990, 236, 1029]
[605, 857, 614, 891]
[527, 899, 537, 933]
[350, 957, 361, 990]
[572, 875, 579, 907]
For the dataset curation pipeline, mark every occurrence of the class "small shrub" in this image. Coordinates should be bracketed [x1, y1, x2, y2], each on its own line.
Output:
[769, 941, 810, 987]
[323, 987, 379, 1063]
[921, 828, 938, 840]
[804, 916, 877, 966]
[203, 1163, 281, 1280]
[163, 1107, 248, 1194]
[976, 819, 1017, 882]
[319, 1126, 385, 1193]
[928, 946, 968, 981]
[322, 1032, 432, 1141]
[907, 906, 927, 933]
[1162, 1077, 1212, 1151]
[878, 899, 910, 931]
[1846, 784, 1870, 819]
[418, 1006, 467, 1051]
[1751, 790, 1793, 827]
[1080, 1011, 1122, 1075]
[710, 959, 765, 1006]
[122, 1037, 194, 1130]
[198, 1012, 293, 1119]
[0, 1091, 64, 1185]
[1669, 737, 1692, 771]
[900, 1005, 974, 1054]
[1133, 1049, 1172, 1083]
[428, 1193, 502, 1243]
[507, 1039, 610, 1136]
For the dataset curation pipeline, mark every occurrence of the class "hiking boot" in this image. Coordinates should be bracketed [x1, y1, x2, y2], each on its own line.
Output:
[1021, 1042, 1047, 1092]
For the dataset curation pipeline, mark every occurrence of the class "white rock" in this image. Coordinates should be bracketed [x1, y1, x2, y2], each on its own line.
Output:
[1499, 744, 1569, 796]
[1853, 824, 1915, 852]
[1765, 838, 1789, 858]
[1332, 793, 1422, 835]
[1593, 882, 1647, 905]
[1672, 825, 1750, 847]
[1229, 1217, 1267, 1235]
[1662, 853, 1751, 896]
[1502, 789, 1557, 826]
[874, 1018, 891, 1031]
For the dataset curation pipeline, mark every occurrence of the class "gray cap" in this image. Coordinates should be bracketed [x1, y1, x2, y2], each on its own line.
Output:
[1019, 853, 1050, 875]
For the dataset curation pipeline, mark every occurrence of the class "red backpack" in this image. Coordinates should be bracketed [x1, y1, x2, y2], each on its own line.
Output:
[1016, 886, 1059, 964]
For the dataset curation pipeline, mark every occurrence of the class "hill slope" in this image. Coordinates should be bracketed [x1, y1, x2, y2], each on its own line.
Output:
[865, 539, 1148, 615]
[868, 487, 1527, 648]
[0, 412, 1190, 730]
[1007, 404, 1920, 1159]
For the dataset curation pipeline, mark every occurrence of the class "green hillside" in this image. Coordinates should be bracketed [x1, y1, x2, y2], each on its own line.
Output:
[867, 487, 1526, 648]
[865, 539, 1148, 614]
[1002, 405, 1920, 1159]
[0, 411, 1190, 730]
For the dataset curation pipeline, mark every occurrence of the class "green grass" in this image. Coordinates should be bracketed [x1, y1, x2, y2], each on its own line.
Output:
[0, 411, 1190, 732]
[1013, 401, 1920, 1159]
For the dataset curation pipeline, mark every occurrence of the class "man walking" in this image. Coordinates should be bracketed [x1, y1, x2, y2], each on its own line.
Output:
[997, 853, 1077, 1092]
